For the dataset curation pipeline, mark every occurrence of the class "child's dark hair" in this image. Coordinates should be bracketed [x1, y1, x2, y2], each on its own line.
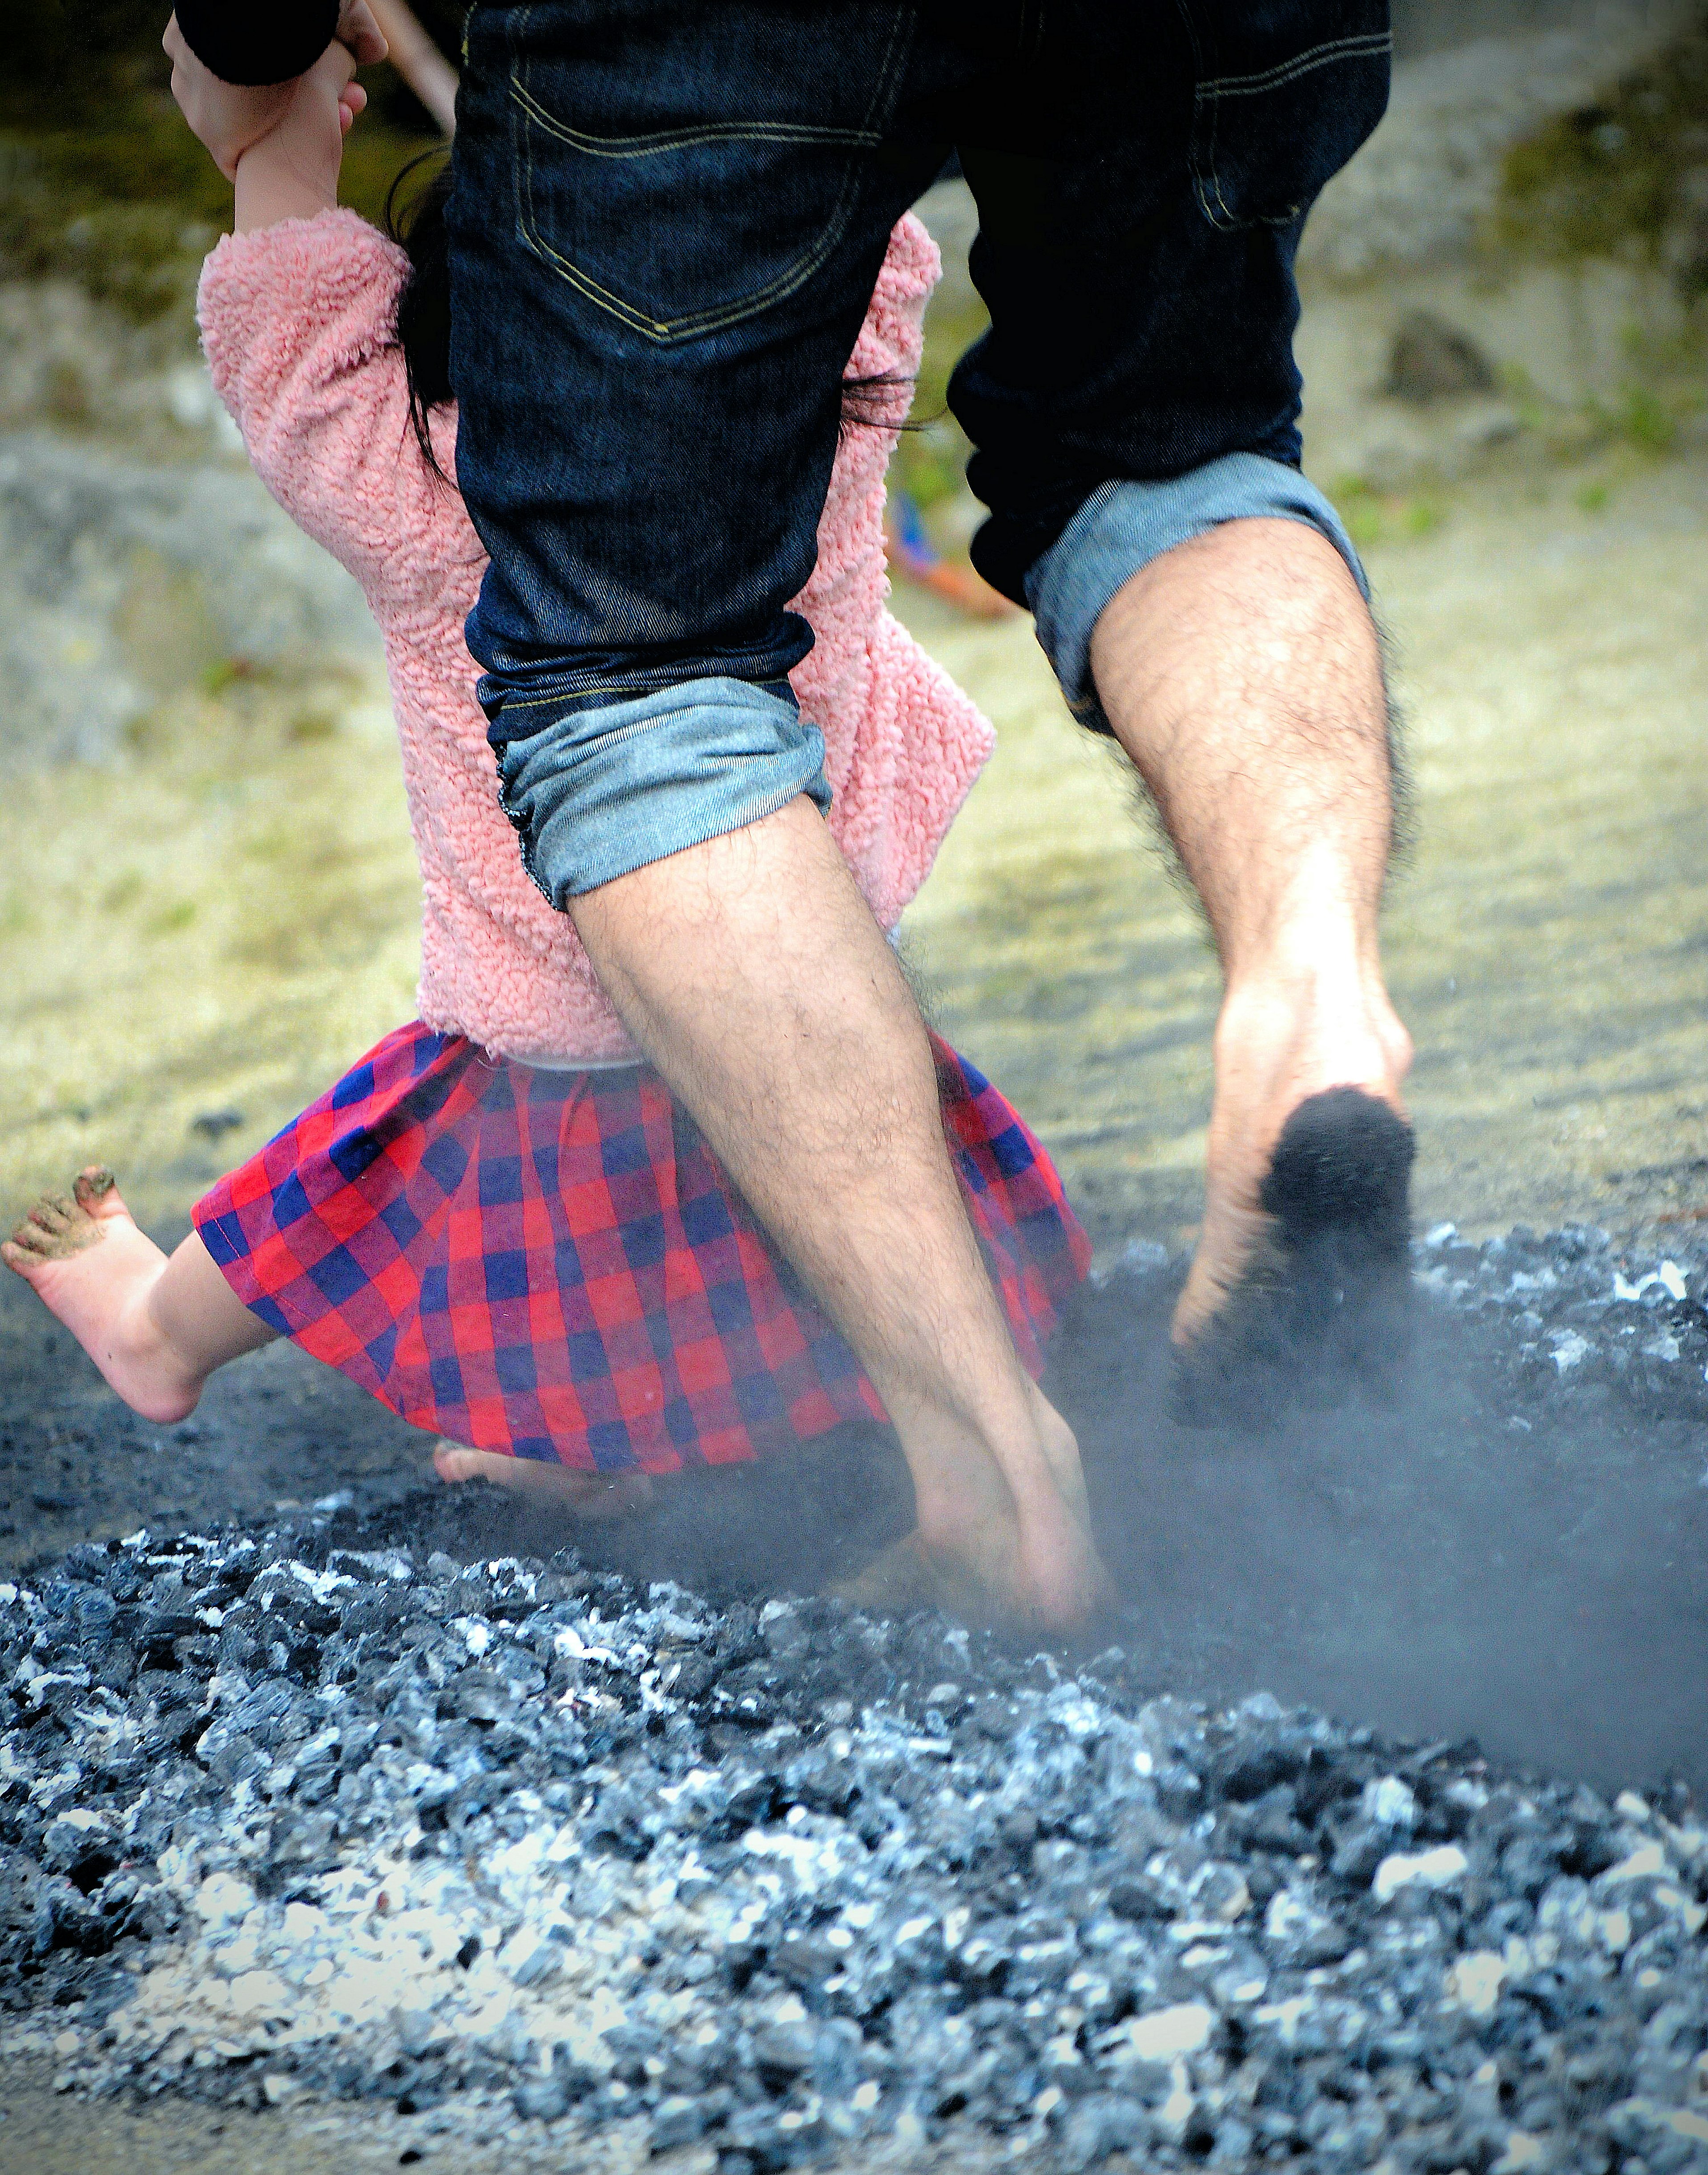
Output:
[387, 153, 916, 477]
[387, 152, 455, 475]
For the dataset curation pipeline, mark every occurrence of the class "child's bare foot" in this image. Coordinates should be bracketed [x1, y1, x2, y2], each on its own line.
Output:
[2, 1168, 207, 1424]
[432, 1442, 654, 1521]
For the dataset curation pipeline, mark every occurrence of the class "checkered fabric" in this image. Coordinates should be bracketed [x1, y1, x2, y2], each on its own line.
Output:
[194, 1022, 1090, 1474]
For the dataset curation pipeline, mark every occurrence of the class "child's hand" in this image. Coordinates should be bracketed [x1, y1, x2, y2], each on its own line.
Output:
[163, 4, 384, 181]
[168, 18, 372, 234]
[238, 40, 368, 231]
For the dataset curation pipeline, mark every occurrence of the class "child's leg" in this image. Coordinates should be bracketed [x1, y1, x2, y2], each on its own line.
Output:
[432, 1442, 653, 1518]
[2, 1167, 274, 1424]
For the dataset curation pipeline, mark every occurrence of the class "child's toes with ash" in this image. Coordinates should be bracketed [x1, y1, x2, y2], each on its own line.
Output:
[432, 1441, 653, 1520]
[3, 1167, 197, 1423]
[4, 1166, 126, 1273]
[5, 1169, 118, 1264]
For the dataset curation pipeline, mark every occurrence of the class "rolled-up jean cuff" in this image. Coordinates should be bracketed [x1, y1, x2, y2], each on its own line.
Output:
[496, 677, 832, 904]
[1025, 454, 1370, 734]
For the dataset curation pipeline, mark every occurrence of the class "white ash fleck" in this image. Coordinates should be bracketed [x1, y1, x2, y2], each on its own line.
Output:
[1549, 1330, 1592, 1374]
[1371, 1843, 1470, 1902]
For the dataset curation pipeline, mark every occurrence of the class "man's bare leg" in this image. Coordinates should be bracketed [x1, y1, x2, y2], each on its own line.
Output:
[1087, 517, 1414, 1359]
[565, 795, 1105, 1632]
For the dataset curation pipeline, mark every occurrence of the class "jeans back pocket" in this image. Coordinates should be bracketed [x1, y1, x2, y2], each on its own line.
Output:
[504, 0, 914, 345]
[1178, 0, 1391, 232]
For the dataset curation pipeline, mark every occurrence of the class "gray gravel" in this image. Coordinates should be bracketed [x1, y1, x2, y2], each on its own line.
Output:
[2, 1230, 1706, 2173]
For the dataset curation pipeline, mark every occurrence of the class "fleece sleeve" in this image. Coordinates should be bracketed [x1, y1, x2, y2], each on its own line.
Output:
[197, 207, 463, 609]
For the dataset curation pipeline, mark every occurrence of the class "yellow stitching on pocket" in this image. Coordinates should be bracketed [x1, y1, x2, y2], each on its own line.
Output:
[511, 78, 881, 157]
[1196, 31, 1390, 100]
[1188, 28, 1390, 232]
[503, 1, 914, 343]
[511, 72, 869, 342]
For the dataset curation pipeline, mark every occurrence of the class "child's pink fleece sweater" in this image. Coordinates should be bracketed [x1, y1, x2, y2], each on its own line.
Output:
[197, 208, 993, 1066]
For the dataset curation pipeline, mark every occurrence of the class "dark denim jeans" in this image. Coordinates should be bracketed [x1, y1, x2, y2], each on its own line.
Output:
[445, 0, 1389, 900]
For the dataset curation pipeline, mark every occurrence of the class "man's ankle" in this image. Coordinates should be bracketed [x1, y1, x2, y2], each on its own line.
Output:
[1218, 948, 1402, 1057]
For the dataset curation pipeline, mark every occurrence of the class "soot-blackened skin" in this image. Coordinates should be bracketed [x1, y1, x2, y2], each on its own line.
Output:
[1172, 1088, 1418, 1431]
[0, 1223, 1705, 2175]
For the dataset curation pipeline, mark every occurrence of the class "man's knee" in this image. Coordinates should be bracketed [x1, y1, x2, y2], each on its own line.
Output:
[495, 679, 832, 907]
[1025, 456, 1371, 737]
[1130, 517, 1377, 654]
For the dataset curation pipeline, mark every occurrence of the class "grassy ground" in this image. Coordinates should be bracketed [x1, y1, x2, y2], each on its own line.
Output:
[0, 672, 421, 1231]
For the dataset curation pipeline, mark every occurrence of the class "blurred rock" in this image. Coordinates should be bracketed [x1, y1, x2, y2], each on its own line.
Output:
[1451, 397, 1524, 451]
[1303, 0, 1701, 280]
[189, 1110, 245, 1142]
[0, 430, 379, 767]
[1386, 311, 1499, 401]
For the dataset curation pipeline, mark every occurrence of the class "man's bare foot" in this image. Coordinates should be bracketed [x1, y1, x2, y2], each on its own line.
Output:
[432, 1442, 654, 1520]
[832, 1523, 1110, 1636]
[1171, 971, 1414, 1427]
[848, 1386, 1112, 1634]
[832, 1530, 975, 1619]
[2, 1167, 208, 1424]
[833, 1502, 1112, 1637]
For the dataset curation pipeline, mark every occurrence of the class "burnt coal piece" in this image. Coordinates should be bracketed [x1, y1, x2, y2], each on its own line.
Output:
[0, 1223, 1704, 2175]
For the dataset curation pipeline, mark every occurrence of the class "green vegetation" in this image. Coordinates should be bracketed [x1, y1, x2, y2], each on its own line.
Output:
[1615, 383, 1679, 452]
[0, 1, 452, 346]
[1488, 12, 1707, 491]
[1330, 475, 1450, 551]
[1498, 12, 1708, 288]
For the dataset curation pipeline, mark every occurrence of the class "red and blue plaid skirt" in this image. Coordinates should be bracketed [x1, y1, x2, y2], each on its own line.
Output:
[193, 1022, 1089, 1475]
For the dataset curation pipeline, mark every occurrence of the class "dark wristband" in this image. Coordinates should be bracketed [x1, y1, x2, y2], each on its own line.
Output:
[173, 0, 342, 85]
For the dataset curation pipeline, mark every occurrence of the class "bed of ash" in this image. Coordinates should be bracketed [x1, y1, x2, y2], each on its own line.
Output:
[1, 1224, 1706, 2175]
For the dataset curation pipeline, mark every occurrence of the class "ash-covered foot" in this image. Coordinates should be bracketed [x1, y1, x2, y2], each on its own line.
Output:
[432, 1442, 655, 1520]
[1, 1166, 205, 1424]
[834, 1392, 1112, 1635]
[1172, 1087, 1417, 1429]
[878, 1384, 1111, 1634]
[830, 1527, 1055, 1633]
